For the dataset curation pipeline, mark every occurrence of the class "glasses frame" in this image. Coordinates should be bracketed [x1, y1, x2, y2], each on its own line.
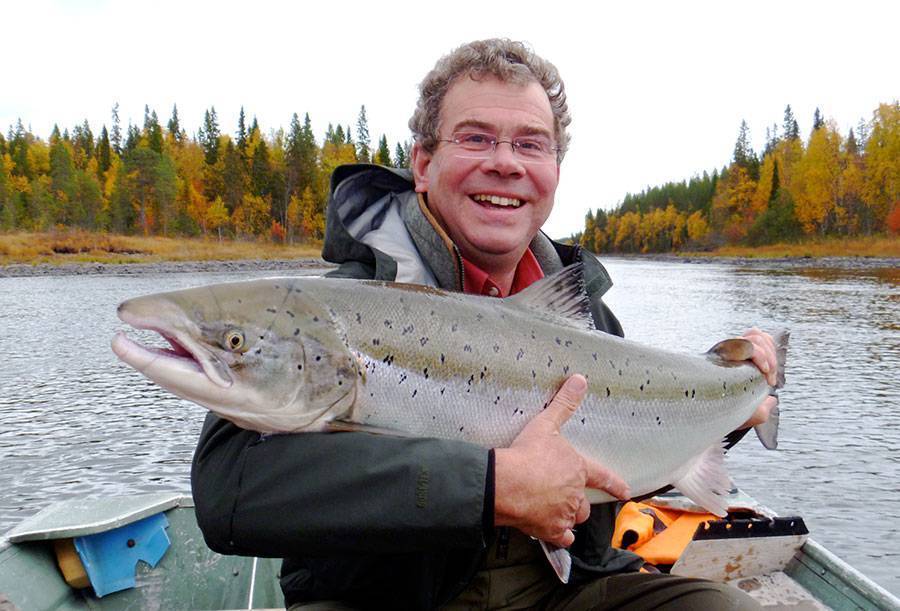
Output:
[438, 131, 560, 164]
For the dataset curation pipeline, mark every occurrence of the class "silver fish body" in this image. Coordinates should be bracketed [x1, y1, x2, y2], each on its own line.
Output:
[112, 266, 786, 516]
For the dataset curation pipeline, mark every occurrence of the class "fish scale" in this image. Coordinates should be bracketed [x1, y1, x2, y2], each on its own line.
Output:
[112, 264, 786, 516]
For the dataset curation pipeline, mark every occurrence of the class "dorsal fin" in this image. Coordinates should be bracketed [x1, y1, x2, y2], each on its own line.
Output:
[505, 263, 596, 331]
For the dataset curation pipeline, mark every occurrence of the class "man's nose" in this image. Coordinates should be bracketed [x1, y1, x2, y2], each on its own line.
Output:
[481, 141, 525, 176]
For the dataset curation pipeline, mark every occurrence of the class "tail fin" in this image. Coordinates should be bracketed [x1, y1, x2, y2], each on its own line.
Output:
[756, 330, 788, 450]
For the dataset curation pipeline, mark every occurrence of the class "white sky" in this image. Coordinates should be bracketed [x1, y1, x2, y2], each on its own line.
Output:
[2, 0, 897, 238]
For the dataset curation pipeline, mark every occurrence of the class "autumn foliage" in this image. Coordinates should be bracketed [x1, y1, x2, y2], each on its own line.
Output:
[579, 102, 900, 253]
[0, 104, 410, 241]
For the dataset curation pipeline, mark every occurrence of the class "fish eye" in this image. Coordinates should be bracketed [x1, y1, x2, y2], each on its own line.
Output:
[224, 330, 245, 352]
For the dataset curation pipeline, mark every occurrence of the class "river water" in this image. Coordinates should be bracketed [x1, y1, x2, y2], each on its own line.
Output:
[0, 258, 897, 596]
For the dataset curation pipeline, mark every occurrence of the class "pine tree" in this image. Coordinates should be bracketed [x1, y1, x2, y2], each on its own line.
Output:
[812, 107, 824, 132]
[198, 107, 221, 165]
[334, 124, 345, 144]
[111, 103, 123, 155]
[146, 110, 164, 154]
[375, 135, 392, 166]
[236, 106, 248, 156]
[356, 105, 370, 162]
[124, 123, 141, 153]
[394, 142, 408, 168]
[167, 104, 183, 144]
[97, 125, 112, 174]
[783, 105, 800, 140]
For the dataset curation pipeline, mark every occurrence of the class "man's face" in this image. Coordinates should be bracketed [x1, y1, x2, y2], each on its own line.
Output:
[411, 76, 560, 270]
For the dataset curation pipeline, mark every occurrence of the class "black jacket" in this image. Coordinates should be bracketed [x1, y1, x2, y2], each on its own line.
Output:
[191, 165, 641, 608]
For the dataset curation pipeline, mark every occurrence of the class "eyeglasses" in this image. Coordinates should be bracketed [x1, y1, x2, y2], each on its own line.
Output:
[438, 132, 559, 163]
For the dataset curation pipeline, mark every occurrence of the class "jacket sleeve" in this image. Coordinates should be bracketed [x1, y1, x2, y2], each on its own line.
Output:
[191, 412, 490, 558]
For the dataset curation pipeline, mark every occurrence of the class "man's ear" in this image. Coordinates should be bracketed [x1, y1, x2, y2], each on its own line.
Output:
[411, 141, 431, 193]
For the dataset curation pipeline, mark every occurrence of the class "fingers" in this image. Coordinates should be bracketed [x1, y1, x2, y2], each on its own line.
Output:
[575, 496, 591, 524]
[740, 395, 777, 429]
[539, 374, 588, 432]
[583, 455, 630, 500]
[743, 328, 777, 386]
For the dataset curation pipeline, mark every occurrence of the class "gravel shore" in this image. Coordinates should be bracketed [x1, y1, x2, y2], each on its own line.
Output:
[0, 258, 334, 278]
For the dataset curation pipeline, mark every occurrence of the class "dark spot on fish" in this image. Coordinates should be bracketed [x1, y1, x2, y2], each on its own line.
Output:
[259, 335, 264, 340]
[399, 374, 407, 384]
[402, 324, 414, 335]
[440, 388, 445, 395]
[640, 384, 644, 391]
[255, 349, 262, 355]
[459, 426, 464, 432]
[286, 311, 295, 318]
[275, 285, 280, 289]
[565, 340, 572, 348]
[581, 417, 585, 425]
[384, 319, 392, 328]
[691, 389, 696, 398]
[531, 330, 536, 339]
[684, 390, 689, 397]
[547, 356, 553, 368]
[493, 344, 500, 353]
[267, 308, 277, 314]
[563, 365, 569, 375]
[452, 322, 458, 332]
[606, 387, 611, 397]
[316, 356, 321, 361]
[297, 365, 303, 371]
[592, 353, 598, 361]
[423, 368, 429, 379]
[338, 381, 343, 386]
[516, 348, 524, 361]
[631, 411, 635, 417]
[723, 381, 727, 391]
[532, 370, 536, 379]
[476, 313, 483, 321]
[467, 374, 474, 385]
[372, 338, 380, 346]
[412, 389, 417, 397]
[356, 313, 361, 323]
[420, 337, 429, 346]
[656, 416, 661, 425]
[555, 337, 562, 345]
[370, 392, 374, 397]
[618, 369, 623, 376]
[238, 299, 243, 304]
[313, 316, 319, 322]
[494, 396, 500, 405]
[542, 402, 549, 410]
[464, 344, 472, 352]
[294, 329, 300, 336]
[440, 353, 445, 364]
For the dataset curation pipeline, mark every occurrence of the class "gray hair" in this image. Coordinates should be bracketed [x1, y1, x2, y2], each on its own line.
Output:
[409, 38, 571, 163]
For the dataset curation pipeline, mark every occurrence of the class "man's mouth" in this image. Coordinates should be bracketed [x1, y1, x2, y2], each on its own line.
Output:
[471, 194, 524, 209]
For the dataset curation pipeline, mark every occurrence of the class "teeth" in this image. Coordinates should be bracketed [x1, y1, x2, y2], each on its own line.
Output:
[473, 194, 523, 208]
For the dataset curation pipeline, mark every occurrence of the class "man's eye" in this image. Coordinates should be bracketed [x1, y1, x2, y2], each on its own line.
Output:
[459, 133, 492, 145]
[516, 139, 546, 152]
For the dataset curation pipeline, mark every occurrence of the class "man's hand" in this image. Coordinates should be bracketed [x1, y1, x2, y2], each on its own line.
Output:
[493, 374, 629, 548]
[735, 328, 778, 429]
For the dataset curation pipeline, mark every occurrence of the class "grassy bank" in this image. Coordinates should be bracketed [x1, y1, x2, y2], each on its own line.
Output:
[680, 236, 899, 259]
[0, 231, 323, 266]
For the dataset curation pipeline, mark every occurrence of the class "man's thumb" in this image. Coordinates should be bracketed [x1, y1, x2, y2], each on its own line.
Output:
[542, 374, 588, 431]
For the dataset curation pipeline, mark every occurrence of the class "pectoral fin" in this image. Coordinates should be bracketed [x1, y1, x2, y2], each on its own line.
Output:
[671, 444, 733, 517]
[754, 397, 780, 450]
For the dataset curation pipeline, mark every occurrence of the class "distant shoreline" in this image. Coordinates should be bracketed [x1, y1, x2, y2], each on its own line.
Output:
[3, 253, 897, 278]
[0, 258, 333, 278]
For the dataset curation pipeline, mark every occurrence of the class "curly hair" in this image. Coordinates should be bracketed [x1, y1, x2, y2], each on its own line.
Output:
[409, 39, 571, 163]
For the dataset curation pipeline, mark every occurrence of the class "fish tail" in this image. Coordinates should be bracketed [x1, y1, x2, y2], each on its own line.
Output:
[772, 329, 790, 390]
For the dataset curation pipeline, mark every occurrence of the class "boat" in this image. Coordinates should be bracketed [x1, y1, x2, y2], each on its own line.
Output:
[1, 490, 897, 610]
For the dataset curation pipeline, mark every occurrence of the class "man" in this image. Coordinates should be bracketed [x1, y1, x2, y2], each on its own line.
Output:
[192, 39, 778, 609]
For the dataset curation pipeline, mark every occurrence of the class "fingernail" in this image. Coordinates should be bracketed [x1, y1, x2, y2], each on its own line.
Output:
[569, 375, 587, 392]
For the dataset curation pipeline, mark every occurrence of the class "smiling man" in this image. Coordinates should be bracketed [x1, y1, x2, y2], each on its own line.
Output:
[192, 39, 772, 609]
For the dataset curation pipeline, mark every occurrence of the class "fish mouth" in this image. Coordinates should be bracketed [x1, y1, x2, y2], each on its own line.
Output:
[112, 306, 233, 389]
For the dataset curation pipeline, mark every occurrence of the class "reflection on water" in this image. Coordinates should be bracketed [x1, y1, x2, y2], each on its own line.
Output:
[1, 260, 898, 595]
[601, 258, 899, 596]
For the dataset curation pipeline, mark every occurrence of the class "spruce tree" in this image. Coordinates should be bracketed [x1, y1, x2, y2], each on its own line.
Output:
[812, 107, 824, 132]
[97, 126, 111, 174]
[394, 142, 407, 168]
[111, 103, 123, 155]
[147, 110, 164, 154]
[167, 104, 183, 144]
[198, 107, 220, 165]
[783, 105, 800, 140]
[356, 105, 370, 162]
[375, 135, 392, 166]
[237, 106, 248, 155]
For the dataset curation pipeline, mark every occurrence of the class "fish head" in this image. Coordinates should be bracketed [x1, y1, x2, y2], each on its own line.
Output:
[112, 278, 359, 432]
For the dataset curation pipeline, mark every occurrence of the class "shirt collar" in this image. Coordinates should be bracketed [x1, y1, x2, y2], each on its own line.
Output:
[461, 248, 544, 297]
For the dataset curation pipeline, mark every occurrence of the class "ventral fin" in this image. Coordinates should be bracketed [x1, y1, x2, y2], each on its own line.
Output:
[754, 397, 779, 450]
[505, 263, 596, 331]
[538, 540, 572, 583]
[706, 338, 754, 362]
[671, 444, 733, 517]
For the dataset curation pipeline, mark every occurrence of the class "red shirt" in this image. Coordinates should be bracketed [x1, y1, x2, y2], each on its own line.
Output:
[461, 248, 544, 297]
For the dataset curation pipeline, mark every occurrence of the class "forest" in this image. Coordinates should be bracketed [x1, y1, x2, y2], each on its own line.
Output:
[577, 103, 899, 253]
[0, 104, 405, 243]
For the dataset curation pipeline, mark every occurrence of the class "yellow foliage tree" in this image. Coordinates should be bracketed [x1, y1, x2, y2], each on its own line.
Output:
[862, 102, 900, 231]
[232, 193, 270, 238]
[206, 196, 229, 241]
[686, 209, 710, 245]
[793, 122, 842, 235]
[711, 165, 757, 242]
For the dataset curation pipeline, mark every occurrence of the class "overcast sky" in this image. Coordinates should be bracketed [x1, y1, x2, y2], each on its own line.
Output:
[3, 0, 897, 238]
